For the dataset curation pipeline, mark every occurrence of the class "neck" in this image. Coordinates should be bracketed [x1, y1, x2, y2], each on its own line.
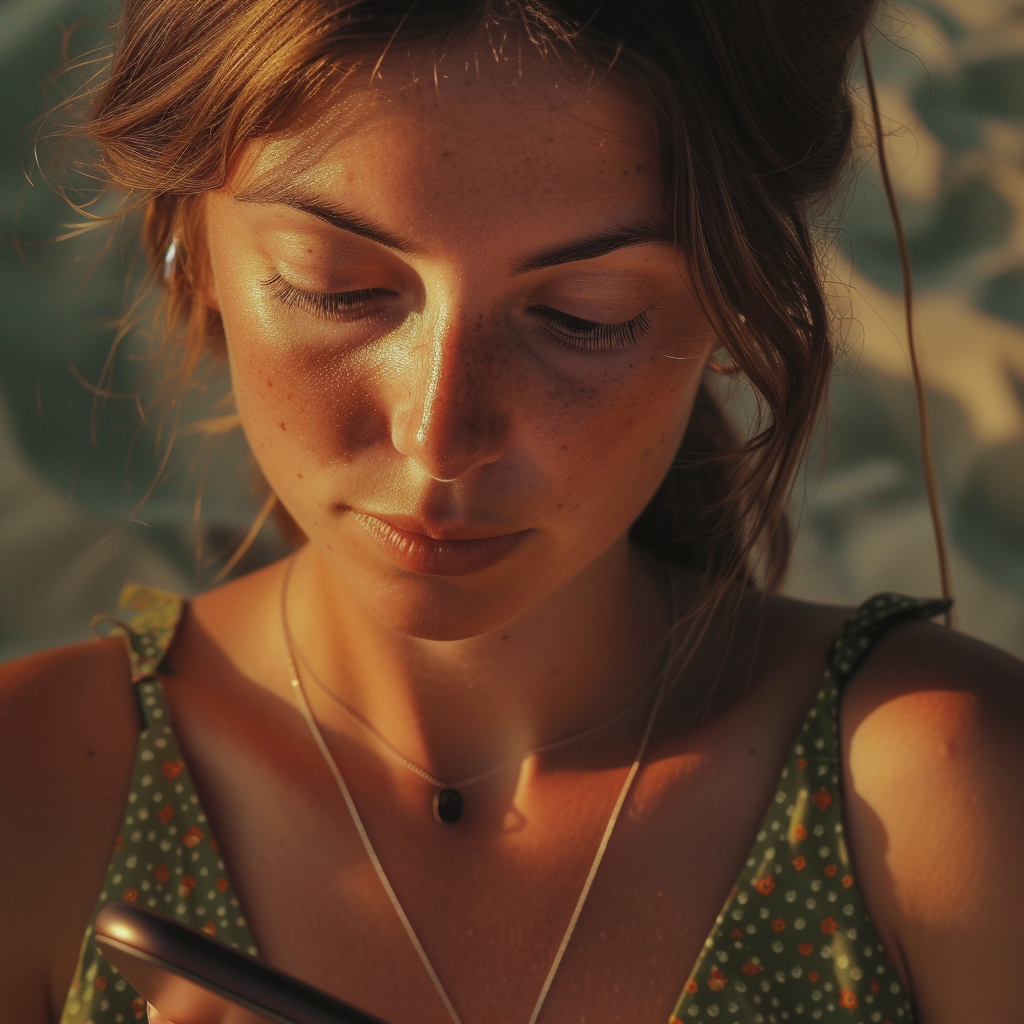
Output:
[284, 540, 675, 786]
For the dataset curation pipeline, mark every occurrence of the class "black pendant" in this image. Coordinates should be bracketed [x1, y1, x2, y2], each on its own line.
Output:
[433, 788, 464, 825]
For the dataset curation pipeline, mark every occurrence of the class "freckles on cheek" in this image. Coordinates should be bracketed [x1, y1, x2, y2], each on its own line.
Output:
[229, 341, 388, 466]
[540, 362, 695, 521]
[230, 346, 302, 449]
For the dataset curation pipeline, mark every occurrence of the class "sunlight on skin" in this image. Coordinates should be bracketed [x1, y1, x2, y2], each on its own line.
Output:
[205, 54, 714, 639]
[193, 34, 717, 778]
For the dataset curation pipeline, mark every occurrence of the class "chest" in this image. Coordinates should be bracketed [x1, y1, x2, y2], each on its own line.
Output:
[166, 684, 806, 1024]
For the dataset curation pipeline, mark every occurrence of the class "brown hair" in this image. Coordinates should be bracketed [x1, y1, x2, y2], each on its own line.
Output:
[58, 0, 879, 622]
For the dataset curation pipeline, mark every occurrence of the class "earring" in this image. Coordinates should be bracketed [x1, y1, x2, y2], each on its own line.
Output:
[162, 236, 179, 282]
[706, 358, 740, 376]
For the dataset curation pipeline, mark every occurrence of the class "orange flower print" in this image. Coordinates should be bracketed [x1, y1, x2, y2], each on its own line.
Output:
[796, 758, 808, 770]
[842, 874, 854, 888]
[811, 787, 832, 811]
[798, 942, 814, 956]
[740, 961, 764, 977]
[95, 977, 108, 991]
[685, 979, 699, 994]
[824, 864, 838, 877]
[708, 967, 728, 992]
[183, 825, 204, 848]
[158, 803, 175, 824]
[730, 928, 743, 939]
[792, 855, 807, 871]
[154, 863, 170, 883]
[162, 759, 184, 780]
[839, 990, 858, 1010]
[178, 875, 197, 898]
[820, 916, 838, 935]
[201, 921, 217, 937]
[216, 877, 229, 892]
[122, 887, 138, 902]
[754, 876, 775, 895]
[794, 825, 807, 841]
[808, 971, 819, 983]
[871, 980, 881, 994]
[771, 917, 786, 933]
[113, 835, 123, 852]
[131, 996, 147, 1019]
[210, 838, 220, 852]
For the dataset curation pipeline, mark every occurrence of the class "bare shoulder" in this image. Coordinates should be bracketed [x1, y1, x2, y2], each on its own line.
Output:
[838, 621, 1024, 1024]
[0, 639, 139, 1020]
[0, 638, 137, 847]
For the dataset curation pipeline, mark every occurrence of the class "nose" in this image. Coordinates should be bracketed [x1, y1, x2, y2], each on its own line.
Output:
[389, 306, 510, 482]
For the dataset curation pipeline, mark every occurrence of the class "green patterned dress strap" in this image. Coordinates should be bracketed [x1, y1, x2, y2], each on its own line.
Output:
[826, 593, 953, 690]
[60, 586, 259, 1024]
[669, 592, 952, 1024]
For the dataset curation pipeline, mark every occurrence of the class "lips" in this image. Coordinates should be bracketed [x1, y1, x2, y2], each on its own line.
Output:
[351, 511, 530, 576]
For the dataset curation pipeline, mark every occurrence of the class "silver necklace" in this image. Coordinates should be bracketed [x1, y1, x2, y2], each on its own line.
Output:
[287, 613, 672, 826]
[281, 557, 672, 1024]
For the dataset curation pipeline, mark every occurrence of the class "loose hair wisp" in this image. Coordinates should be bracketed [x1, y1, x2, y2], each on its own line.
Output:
[52, 0, 956, 639]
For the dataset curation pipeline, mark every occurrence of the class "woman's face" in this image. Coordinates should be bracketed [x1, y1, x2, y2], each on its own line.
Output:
[204, 38, 717, 639]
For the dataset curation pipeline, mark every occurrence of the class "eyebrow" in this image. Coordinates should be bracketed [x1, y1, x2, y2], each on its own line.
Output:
[234, 183, 416, 254]
[234, 184, 677, 273]
[510, 219, 677, 275]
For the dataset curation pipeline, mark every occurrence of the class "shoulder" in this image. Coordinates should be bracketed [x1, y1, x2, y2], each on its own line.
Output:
[0, 639, 139, 1018]
[0, 636, 137, 794]
[840, 618, 1024, 806]
[838, 619, 1024, 1022]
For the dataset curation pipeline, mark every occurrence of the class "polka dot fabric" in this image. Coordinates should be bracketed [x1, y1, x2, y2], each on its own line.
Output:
[60, 589, 950, 1024]
[60, 586, 258, 1024]
[669, 593, 951, 1024]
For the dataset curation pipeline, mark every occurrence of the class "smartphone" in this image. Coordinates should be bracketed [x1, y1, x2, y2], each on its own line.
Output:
[95, 902, 391, 1024]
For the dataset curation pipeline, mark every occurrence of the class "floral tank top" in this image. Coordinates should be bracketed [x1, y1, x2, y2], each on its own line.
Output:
[59, 586, 950, 1024]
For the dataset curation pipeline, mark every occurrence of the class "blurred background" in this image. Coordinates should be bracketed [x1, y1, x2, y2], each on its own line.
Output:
[1, 0, 1022, 661]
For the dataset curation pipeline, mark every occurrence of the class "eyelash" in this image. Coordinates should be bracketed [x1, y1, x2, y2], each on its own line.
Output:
[262, 273, 394, 318]
[263, 273, 652, 352]
[528, 305, 652, 352]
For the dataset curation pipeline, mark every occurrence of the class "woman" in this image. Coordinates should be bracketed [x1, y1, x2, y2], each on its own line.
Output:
[1, 2, 1022, 1022]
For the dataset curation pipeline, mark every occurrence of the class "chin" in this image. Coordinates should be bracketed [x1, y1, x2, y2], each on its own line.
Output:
[360, 575, 534, 641]
[319, 550, 541, 641]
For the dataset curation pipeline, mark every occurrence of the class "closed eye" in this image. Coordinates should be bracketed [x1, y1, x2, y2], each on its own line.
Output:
[262, 272, 398, 319]
[528, 305, 652, 351]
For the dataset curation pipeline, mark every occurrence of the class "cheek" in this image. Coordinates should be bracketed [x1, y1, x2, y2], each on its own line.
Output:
[225, 317, 388, 485]
[536, 349, 704, 528]
[208, 224, 385, 471]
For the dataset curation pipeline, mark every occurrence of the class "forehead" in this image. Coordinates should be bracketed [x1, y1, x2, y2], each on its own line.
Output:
[232, 29, 665, 246]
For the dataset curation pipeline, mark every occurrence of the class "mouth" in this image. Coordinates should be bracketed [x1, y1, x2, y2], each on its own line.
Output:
[350, 512, 530, 577]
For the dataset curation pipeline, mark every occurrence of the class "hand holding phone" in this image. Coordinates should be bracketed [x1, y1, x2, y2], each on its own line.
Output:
[95, 902, 392, 1024]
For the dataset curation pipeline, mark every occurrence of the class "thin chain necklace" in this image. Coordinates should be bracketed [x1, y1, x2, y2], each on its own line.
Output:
[281, 557, 672, 1024]
[288, 606, 672, 825]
